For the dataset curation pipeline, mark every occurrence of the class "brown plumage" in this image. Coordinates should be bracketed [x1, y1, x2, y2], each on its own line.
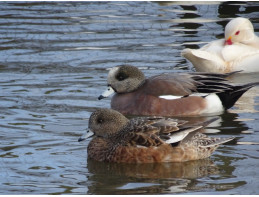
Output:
[78, 108, 234, 163]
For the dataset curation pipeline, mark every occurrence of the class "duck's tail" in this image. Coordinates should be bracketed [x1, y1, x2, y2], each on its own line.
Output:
[217, 82, 259, 110]
[204, 136, 235, 147]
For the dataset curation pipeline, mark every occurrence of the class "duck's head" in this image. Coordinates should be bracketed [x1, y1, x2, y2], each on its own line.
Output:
[78, 108, 129, 142]
[224, 17, 255, 45]
[98, 65, 145, 99]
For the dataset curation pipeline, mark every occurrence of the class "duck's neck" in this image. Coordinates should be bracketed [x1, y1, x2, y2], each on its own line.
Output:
[252, 34, 259, 48]
[108, 122, 132, 145]
[243, 33, 259, 48]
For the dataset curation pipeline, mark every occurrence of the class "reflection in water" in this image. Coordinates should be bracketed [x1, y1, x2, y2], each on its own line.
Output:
[228, 73, 259, 114]
[87, 158, 219, 194]
[217, 112, 249, 136]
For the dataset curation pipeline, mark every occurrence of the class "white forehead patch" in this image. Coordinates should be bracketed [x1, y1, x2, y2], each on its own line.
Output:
[108, 67, 119, 76]
[107, 67, 120, 82]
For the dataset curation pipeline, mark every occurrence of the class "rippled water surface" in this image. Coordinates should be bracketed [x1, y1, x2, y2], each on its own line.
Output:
[0, 1, 259, 195]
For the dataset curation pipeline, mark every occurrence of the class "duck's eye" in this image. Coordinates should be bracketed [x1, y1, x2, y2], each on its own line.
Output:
[235, 30, 240, 35]
[97, 118, 104, 123]
[116, 73, 128, 81]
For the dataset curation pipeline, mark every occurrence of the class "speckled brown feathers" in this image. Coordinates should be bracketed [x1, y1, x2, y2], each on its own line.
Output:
[80, 108, 234, 163]
[114, 116, 185, 148]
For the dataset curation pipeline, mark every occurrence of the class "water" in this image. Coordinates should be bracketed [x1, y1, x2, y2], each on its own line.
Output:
[0, 1, 259, 195]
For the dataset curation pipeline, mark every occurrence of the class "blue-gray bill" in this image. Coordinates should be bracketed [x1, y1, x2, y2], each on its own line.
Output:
[98, 85, 115, 100]
[78, 130, 94, 142]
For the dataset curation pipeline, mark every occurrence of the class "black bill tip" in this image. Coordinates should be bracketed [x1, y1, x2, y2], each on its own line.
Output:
[98, 95, 105, 100]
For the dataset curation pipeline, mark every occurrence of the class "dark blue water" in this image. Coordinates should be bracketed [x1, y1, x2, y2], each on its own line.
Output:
[0, 1, 259, 194]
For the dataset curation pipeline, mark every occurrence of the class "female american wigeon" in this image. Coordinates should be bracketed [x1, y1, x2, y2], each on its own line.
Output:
[78, 108, 234, 163]
[98, 65, 258, 117]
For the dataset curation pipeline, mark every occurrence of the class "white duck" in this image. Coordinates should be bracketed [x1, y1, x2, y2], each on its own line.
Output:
[181, 17, 259, 73]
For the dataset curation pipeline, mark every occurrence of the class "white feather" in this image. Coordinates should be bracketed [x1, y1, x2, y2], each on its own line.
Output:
[165, 126, 202, 144]
[190, 93, 209, 97]
[201, 93, 224, 114]
[159, 93, 209, 100]
[159, 95, 182, 100]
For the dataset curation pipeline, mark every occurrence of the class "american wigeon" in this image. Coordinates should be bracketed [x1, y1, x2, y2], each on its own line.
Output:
[78, 108, 234, 163]
[182, 17, 259, 73]
[98, 65, 259, 117]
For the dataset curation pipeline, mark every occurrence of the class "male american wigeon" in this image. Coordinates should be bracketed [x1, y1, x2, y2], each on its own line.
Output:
[78, 108, 234, 163]
[98, 65, 259, 116]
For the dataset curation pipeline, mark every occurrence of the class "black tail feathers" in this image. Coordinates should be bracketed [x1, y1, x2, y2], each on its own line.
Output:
[217, 82, 259, 110]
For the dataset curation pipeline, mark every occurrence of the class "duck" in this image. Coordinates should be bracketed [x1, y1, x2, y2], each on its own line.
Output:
[78, 108, 234, 163]
[98, 65, 259, 117]
[181, 17, 259, 73]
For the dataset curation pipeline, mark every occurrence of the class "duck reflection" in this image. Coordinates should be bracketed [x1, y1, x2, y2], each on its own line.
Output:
[216, 111, 249, 136]
[86, 158, 219, 194]
[88, 158, 218, 179]
[227, 72, 259, 114]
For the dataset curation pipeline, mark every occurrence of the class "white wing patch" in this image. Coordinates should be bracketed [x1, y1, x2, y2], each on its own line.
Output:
[159, 93, 209, 100]
[165, 132, 189, 144]
[160, 93, 224, 114]
[190, 93, 209, 97]
[159, 95, 183, 100]
[165, 126, 203, 144]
